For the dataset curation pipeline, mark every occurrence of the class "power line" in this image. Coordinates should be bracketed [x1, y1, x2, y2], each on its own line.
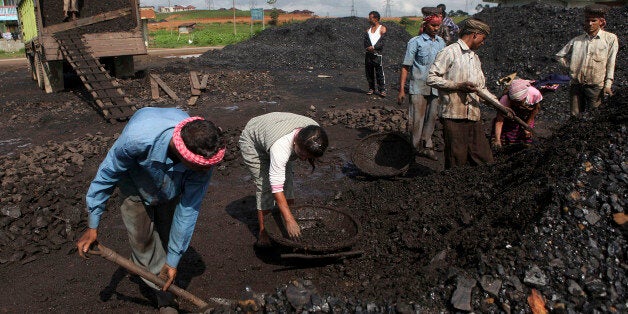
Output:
[350, 0, 356, 17]
[383, 0, 392, 18]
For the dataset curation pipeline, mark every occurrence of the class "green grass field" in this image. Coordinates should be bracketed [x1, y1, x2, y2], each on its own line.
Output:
[150, 22, 266, 47]
[0, 48, 24, 59]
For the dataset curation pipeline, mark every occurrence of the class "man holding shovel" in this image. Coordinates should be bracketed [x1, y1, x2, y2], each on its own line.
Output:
[427, 18, 513, 169]
[76, 107, 225, 312]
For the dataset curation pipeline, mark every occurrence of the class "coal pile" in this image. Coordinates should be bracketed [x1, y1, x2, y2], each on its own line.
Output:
[0, 134, 113, 264]
[40, 0, 136, 34]
[195, 17, 411, 70]
[317, 105, 407, 133]
[475, 3, 627, 125]
[475, 3, 626, 88]
[299, 88, 627, 313]
[140, 67, 278, 105]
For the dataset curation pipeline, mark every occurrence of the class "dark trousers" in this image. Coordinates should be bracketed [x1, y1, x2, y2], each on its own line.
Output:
[569, 83, 603, 117]
[441, 118, 494, 169]
[365, 53, 386, 92]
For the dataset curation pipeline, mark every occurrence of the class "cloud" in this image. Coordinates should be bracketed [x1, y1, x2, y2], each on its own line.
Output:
[140, 0, 492, 17]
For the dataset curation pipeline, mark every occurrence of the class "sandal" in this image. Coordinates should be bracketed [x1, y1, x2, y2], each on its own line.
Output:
[379, 91, 387, 97]
[366, 89, 374, 95]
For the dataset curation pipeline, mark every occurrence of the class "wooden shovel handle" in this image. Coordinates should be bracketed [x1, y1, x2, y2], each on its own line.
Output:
[90, 243, 211, 310]
[476, 89, 536, 134]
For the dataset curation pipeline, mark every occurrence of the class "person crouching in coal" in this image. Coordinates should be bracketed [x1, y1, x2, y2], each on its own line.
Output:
[427, 18, 510, 169]
[77, 107, 225, 313]
[555, 4, 618, 117]
[239, 112, 329, 247]
[491, 79, 543, 149]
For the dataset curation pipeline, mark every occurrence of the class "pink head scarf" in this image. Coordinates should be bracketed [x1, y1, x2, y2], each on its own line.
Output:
[508, 79, 532, 102]
[508, 79, 543, 106]
[172, 116, 225, 167]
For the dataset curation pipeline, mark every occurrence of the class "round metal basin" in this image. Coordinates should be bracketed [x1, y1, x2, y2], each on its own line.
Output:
[264, 205, 361, 254]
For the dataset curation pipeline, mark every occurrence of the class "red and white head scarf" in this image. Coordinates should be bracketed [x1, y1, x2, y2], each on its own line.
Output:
[424, 14, 443, 25]
[172, 116, 225, 167]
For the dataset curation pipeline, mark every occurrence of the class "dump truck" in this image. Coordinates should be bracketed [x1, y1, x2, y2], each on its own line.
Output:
[17, 0, 146, 120]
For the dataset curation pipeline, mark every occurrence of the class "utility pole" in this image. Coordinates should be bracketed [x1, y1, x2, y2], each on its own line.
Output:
[206, 0, 214, 10]
[384, 0, 392, 18]
[350, 0, 356, 17]
[233, 0, 237, 35]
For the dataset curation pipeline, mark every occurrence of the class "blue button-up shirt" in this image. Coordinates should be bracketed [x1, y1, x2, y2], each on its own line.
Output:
[402, 33, 446, 96]
[85, 107, 214, 267]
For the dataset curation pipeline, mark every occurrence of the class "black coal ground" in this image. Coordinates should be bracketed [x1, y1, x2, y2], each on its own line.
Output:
[0, 2, 625, 313]
[196, 3, 627, 312]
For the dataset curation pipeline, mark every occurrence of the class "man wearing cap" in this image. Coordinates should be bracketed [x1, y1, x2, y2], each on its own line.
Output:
[437, 4, 459, 44]
[397, 9, 446, 160]
[76, 107, 225, 312]
[556, 4, 618, 117]
[427, 18, 504, 169]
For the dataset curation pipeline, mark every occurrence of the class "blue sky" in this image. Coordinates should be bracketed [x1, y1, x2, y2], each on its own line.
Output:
[141, 0, 495, 17]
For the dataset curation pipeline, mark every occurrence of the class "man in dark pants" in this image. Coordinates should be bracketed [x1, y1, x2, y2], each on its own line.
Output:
[364, 11, 387, 97]
[427, 18, 509, 169]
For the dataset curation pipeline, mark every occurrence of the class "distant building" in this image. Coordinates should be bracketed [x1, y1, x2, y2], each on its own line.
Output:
[1, 0, 18, 37]
[158, 5, 196, 13]
[139, 7, 156, 47]
[483, 0, 624, 7]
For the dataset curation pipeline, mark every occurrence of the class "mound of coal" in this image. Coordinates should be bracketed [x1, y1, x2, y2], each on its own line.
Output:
[40, 0, 136, 33]
[475, 3, 627, 88]
[311, 90, 627, 313]
[195, 17, 412, 70]
[302, 4, 628, 313]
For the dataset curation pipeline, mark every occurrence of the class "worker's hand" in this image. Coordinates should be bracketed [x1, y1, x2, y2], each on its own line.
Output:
[456, 81, 477, 93]
[77, 228, 98, 259]
[603, 86, 613, 97]
[504, 107, 516, 120]
[491, 138, 502, 150]
[284, 216, 301, 239]
[366, 46, 374, 52]
[158, 264, 177, 291]
[524, 130, 532, 139]
[397, 91, 406, 106]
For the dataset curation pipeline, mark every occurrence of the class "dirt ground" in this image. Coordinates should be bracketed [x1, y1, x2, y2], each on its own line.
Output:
[0, 53, 427, 313]
[0, 5, 625, 313]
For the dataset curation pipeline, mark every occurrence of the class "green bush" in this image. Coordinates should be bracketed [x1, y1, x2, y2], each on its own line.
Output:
[269, 9, 279, 26]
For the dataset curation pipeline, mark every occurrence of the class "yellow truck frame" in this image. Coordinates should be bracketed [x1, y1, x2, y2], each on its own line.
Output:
[17, 0, 146, 93]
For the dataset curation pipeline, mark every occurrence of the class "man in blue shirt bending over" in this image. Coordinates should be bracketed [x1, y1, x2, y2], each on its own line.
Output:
[397, 9, 446, 161]
[76, 107, 225, 312]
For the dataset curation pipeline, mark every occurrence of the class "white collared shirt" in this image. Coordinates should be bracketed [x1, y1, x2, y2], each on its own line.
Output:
[556, 29, 618, 87]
